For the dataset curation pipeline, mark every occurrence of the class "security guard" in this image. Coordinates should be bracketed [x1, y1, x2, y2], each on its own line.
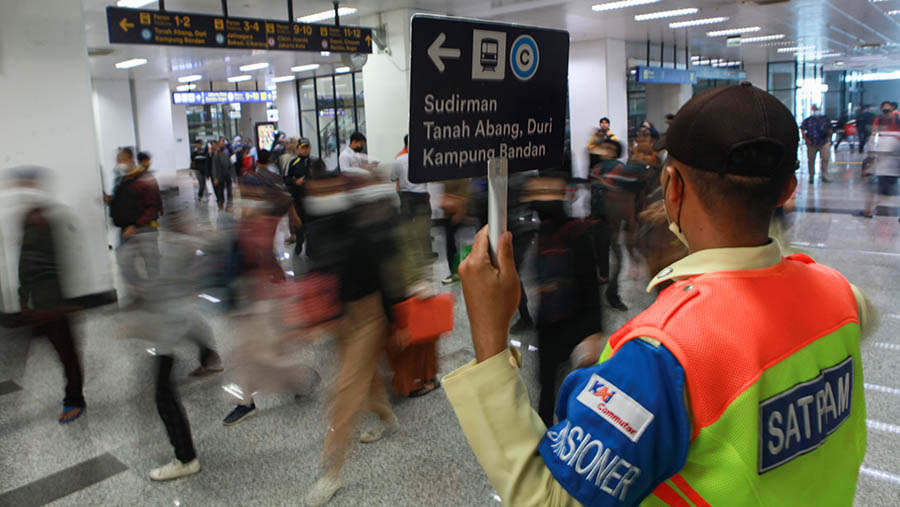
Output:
[444, 83, 870, 506]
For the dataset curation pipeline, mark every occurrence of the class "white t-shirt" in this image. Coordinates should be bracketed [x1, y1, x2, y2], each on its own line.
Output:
[391, 153, 428, 193]
[339, 146, 369, 175]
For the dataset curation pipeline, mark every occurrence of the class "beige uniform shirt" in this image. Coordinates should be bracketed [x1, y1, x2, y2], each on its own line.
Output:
[444, 240, 871, 506]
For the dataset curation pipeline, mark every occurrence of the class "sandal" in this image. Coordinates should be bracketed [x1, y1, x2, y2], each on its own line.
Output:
[409, 378, 441, 398]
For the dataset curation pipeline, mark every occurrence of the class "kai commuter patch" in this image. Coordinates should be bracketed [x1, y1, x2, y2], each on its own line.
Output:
[576, 374, 655, 442]
[758, 356, 853, 473]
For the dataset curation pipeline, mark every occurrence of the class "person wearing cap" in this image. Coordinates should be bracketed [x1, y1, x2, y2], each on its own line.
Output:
[444, 83, 869, 506]
[800, 104, 833, 183]
[286, 137, 313, 253]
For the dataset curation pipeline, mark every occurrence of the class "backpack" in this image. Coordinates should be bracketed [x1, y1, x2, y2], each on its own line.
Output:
[109, 178, 142, 227]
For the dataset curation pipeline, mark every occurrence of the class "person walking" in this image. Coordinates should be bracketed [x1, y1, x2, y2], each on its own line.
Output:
[856, 105, 876, 154]
[800, 104, 833, 183]
[110, 150, 162, 303]
[191, 139, 211, 201]
[13, 166, 86, 423]
[212, 139, 235, 211]
[444, 83, 869, 507]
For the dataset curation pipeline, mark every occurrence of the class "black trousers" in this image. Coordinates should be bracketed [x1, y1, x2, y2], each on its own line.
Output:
[196, 171, 209, 199]
[34, 316, 85, 407]
[859, 130, 872, 154]
[512, 229, 535, 323]
[214, 179, 233, 207]
[444, 220, 460, 275]
[537, 324, 580, 427]
[156, 355, 197, 463]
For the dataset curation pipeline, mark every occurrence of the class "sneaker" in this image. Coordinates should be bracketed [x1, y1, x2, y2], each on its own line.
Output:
[441, 274, 460, 285]
[223, 403, 257, 426]
[59, 405, 84, 424]
[149, 458, 200, 481]
[509, 318, 534, 334]
[305, 474, 343, 506]
[360, 414, 399, 443]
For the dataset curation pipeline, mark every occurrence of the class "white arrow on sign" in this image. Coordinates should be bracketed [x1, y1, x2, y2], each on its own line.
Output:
[428, 33, 461, 72]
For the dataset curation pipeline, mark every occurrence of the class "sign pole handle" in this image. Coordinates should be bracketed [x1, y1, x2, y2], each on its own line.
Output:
[487, 157, 508, 266]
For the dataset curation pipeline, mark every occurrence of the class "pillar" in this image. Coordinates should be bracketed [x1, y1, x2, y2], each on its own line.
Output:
[276, 81, 300, 137]
[0, 0, 114, 311]
[568, 38, 628, 179]
[360, 9, 416, 163]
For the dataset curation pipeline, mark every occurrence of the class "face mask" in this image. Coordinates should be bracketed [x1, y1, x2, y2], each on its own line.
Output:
[663, 169, 690, 249]
[352, 145, 365, 153]
[531, 200, 567, 222]
[884, 109, 892, 115]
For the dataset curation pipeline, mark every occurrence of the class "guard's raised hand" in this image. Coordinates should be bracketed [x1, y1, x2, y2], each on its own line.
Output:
[458, 226, 520, 362]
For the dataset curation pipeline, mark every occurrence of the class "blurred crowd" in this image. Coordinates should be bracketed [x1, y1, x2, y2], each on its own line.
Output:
[6, 96, 899, 505]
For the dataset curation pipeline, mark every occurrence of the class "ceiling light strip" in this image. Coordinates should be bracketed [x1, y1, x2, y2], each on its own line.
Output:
[634, 8, 698, 21]
[706, 26, 760, 37]
[739, 34, 785, 44]
[669, 17, 729, 28]
[592, 0, 661, 12]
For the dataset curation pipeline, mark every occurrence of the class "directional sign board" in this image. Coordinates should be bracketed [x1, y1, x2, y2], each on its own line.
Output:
[107, 6, 372, 53]
[408, 15, 569, 183]
[635, 66, 697, 85]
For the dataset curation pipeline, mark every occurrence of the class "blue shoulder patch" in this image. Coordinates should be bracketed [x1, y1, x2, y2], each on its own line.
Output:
[538, 339, 690, 506]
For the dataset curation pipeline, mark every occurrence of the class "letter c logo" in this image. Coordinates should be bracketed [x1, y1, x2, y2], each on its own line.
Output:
[510, 35, 539, 81]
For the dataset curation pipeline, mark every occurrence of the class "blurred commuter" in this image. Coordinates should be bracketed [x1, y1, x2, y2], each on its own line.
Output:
[857, 105, 876, 154]
[270, 131, 287, 161]
[522, 172, 602, 427]
[388, 134, 441, 398]
[12, 166, 85, 423]
[305, 161, 405, 506]
[112, 146, 136, 189]
[221, 174, 319, 426]
[859, 130, 900, 218]
[191, 139, 211, 201]
[445, 83, 869, 507]
[439, 178, 470, 284]
[212, 139, 235, 211]
[874, 100, 900, 133]
[801, 104, 832, 183]
[110, 150, 162, 304]
[508, 170, 538, 333]
[591, 138, 647, 310]
[391, 134, 432, 287]
[339, 132, 379, 174]
[279, 137, 299, 175]
[132, 184, 222, 481]
[255, 149, 302, 250]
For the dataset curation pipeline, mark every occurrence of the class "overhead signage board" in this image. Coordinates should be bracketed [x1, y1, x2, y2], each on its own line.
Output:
[172, 90, 275, 105]
[693, 66, 747, 81]
[636, 66, 697, 85]
[408, 15, 569, 183]
[107, 6, 372, 53]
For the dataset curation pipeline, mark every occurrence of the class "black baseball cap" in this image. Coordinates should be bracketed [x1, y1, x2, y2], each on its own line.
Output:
[655, 82, 799, 177]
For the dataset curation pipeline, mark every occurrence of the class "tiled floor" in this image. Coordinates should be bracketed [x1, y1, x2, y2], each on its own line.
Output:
[2, 147, 900, 506]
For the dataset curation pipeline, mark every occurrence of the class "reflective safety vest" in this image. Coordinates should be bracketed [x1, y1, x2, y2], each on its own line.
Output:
[602, 253, 866, 506]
